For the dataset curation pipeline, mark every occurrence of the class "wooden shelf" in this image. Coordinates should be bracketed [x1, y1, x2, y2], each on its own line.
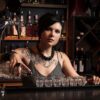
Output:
[21, 3, 67, 9]
[4, 36, 39, 41]
[4, 36, 66, 41]
[0, 82, 22, 87]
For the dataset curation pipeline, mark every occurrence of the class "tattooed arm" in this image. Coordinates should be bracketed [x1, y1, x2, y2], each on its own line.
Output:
[10, 48, 32, 74]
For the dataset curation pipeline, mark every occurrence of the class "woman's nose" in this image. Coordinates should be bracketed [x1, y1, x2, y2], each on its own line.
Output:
[50, 30, 55, 36]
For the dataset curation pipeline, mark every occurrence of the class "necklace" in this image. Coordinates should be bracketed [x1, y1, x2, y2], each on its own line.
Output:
[33, 54, 58, 68]
[34, 55, 57, 68]
[37, 44, 54, 61]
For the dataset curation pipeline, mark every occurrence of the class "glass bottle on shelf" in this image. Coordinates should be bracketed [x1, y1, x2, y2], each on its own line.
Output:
[20, 10, 26, 37]
[79, 48, 85, 74]
[80, 32, 85, 37]
[33, 14, 39, 37]
[5, 7, 13, 36]
[73, 47, 79, 72]
[61, 15, 66, 38]
[12, 12, 19, 36]
[26, 10, 33, 37]
[24, 41, 29, 48]
[76, 35, 81, 43]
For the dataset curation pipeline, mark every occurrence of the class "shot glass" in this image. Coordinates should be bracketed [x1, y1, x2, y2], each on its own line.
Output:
[53, 76, 62, 87]
[77, 77, 86, 86]
[44, 77, 53, 87]
[69, 77, 74, 87]
[61, 77, 70, 87]
[35, 77, 44, 87]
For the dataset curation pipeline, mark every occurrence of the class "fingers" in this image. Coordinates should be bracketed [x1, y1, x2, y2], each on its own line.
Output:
[93, 75, 100, 85]
[86, 75, 100, 85]
[9, 53, 32, 76]
[10, 62, 32, 76]
[13, 65, 22, 77]
[10, 54, 18, 68]
[20, 62, 32, 74]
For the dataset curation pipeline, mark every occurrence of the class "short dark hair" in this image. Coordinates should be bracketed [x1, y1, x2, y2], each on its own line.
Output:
[38, 13, 62, 37]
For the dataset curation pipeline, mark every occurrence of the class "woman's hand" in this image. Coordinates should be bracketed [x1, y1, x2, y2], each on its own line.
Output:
[10, 52, 32, 76]
[92, 75, 100, 85]
[87, 75, 100, 85]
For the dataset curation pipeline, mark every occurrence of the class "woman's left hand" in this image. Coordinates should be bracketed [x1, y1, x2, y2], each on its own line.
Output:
[92, 75, 100, 85]
[87, 75, 100, 85]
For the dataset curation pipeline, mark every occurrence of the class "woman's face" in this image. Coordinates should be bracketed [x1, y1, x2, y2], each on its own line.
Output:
[40, 22, 62, 47]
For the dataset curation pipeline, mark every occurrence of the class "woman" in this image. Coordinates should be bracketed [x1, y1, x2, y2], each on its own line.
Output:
[10, 13, 100, 85]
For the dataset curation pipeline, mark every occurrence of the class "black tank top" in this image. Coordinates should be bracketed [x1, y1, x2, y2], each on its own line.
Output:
[27, 48, 65, 78]
[22, 49, 65, 87]
[28, 59, 65, 78]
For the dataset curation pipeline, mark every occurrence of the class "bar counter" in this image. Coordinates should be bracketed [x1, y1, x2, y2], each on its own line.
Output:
[0, 84, 100, 100]
[0, 61, 100, 100]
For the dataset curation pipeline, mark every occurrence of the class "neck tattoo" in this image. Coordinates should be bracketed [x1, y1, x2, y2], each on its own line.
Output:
[37, 44, 54, 61]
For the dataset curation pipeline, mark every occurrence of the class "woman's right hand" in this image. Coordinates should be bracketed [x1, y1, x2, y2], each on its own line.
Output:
[10, 52, 32, 75]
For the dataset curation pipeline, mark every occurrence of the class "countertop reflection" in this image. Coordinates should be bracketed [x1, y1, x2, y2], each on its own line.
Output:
[1, 87, 100, 100]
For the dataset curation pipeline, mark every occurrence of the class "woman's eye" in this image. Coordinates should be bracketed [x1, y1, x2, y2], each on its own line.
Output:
[46, 27, 61, 34]
[55, 29, 61, 34]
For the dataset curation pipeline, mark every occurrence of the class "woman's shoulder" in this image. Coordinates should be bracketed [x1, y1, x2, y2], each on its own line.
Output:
[55, 51, 67, 56]
[55, 50, 69, 59]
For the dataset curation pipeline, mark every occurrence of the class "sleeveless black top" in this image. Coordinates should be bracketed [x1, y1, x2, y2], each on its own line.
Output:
[27, 47, 65, 78]
[21, 48, 65, 87]
[28, 59, 65, 78]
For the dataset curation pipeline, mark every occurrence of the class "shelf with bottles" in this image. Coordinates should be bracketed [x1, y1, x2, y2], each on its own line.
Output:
[20, 0, 68, 39]
[2, 3, 67, 41]
[72, 16, 100, 75]
[74, 16, 100, 46]
[73, 46, 93, 75]
[76, 32, 100, 48]
[0, 0, 68, 54]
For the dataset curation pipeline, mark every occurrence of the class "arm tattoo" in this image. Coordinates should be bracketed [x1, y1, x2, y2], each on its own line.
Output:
[20, 48, 31, 59]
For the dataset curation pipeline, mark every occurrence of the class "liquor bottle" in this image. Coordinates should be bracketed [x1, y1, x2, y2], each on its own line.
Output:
[12, 12, 19, 36]
[76, 35, 81, 43]
[33, 14, 39, 37]
[61, 15, 66, 38]
[5, 7, 13, 36]
[73, 47, 79, 72]
[80, 32, 84, 37]
[55, 10, 60, 18]
[26, 10, 33, 37]
[20, 10, 26, 37]
[79, 48, 85, 74]
[24, 41, 29, 48]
